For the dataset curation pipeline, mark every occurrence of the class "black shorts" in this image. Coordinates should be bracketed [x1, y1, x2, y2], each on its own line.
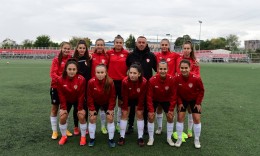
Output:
[50, 88, 60, 105]
[94, 104, 108, 114]
[113, 80, 122, 100]
[152, 101, 170, 113]
[128, 99, 138, 107]
[179, 100, 201, 114]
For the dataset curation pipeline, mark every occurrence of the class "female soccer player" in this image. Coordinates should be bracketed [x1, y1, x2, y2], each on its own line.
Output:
[176, 41, 201, 138]
[146, 59, 176, 146]
[175, 59, 204, 148]
[154, 39, 180, 135]
[117, 63, 147, 147]
[91, 38, 109, 134]
[87, 64, 116, 148]
[57, 59, 87, 146]
[107, 35, 129, 133]
[49, 41, 72, 140]
[72, 40, 91, 135]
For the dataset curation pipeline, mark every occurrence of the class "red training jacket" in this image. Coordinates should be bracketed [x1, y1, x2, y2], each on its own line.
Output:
[107, 48, 129, 80]
[91, 52, 108, 78]
[57, 74, 86, 110]
[87, 77, 116, 111]
[121, 77, 147, 111]
[176, 56, 200, 77]
[50, 55, 71, 88]
[155, 51, 180, 76]
[175, 73, 204, 105]
[147, 74, 177, 112]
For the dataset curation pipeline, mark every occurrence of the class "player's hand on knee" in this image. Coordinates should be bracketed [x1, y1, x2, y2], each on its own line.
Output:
[59, 109, 68, 117]
[194, 104, 202, 112]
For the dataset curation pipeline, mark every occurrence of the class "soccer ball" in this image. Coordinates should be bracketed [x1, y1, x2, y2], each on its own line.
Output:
[6, 61, 9, 64]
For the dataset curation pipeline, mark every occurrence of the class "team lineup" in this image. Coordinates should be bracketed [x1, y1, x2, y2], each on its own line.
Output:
[49, 35, 205, 149]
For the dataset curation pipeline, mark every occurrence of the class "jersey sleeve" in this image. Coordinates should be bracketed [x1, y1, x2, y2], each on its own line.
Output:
[77, 78, 86, 111]
[87, 80, 95, 111]
[57, 78, 67, 110]
[108, 81, 116, 110]
[137, 80, 147, 111]
[50, 58, 60, 84]
[146, 79, 155, 112]
[121, 80, 129, 111]
[195, 77, 205, 105]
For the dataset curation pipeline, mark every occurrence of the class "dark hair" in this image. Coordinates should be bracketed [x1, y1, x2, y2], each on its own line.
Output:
[95, 64, 112, 93]
[73, 40, 90, 65]
[158, 58, 168, 68]
[160, 38, 171, 51]
[129, 63, 143, 82]
[183, 40, 196, 60]
[114, 35, 124, 43]
[58, 41, 71, 66]
[179, 59, 191, 68]
[62, 58, 78, 78]
[137, 36, 147, 40]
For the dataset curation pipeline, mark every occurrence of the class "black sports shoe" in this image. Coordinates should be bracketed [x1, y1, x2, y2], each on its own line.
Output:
[108, 139, 116, 148]
[117, 137, 125, 146]
[126, 126, 134, 134]
[137, 138, 145, 147]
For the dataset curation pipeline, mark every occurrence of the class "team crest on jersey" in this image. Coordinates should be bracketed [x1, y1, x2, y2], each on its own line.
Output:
[159, 57, 162, 59]
[74, 85, 78, 90]
[178, 83, 182, 86]
[137, 88, 140, 93]
[129, 88, 132, 90]
[155, 86, 159, 88]
[146, 59, 150, 62]
[120, 54, 124, 57]
[167, 58, 171, 62]
[94, 88, 97, 90]
[93, 58, 96, 60]
[102, 59, 105, 63]
[165, 86, 169, 90]
[63, 85, 67, 87]
[188, 83, 193, 88]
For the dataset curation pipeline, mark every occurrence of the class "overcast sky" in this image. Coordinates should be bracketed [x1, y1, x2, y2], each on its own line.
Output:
[1, 0, 260, 47]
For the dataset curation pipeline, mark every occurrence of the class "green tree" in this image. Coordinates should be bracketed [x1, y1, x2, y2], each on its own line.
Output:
[125, 34, 136, 50]
[174, 35, 192, 46]
[50, 41, 60, 47]
[34, 35, 51, 47]
[69, 37, 92, 48]
[1, 38, 17, 48]
[226, 34, 240, 51]
[22, 39, 34, 48]
[208, 37, 226, 49]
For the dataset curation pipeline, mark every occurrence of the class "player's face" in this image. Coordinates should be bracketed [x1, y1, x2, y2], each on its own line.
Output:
[77, 44, 86, 56]
[158, 63, 168, 78]
[114, 39, 124, 51]
[160, 40, 169, 52]
[62, 44, 71, 56]
[180, 63, 190, 77]
[66, 64, 77, 78]
[129, 67, 140, 82]
[95, 66, 106, 80]
[95, 41, 105, 53]
[183, 44, 192, 57]
[136, 38, 147, 51]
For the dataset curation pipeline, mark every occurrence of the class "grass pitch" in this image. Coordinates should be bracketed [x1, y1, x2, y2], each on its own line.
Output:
[0, 60, 260, 156]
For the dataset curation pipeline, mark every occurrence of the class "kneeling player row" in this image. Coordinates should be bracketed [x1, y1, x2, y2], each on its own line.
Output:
[56, 59, 204, 148]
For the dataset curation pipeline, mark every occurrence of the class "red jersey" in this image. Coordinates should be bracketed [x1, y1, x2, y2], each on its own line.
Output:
[176, 56, 200, 77]
[50, 55, 71, 88]
[175, 73, 204, 105]
[147, 74, 177, 112]
[91, 52, 108, 77]
[57, 74, 86, 111]
[87, 77, 116, 111]
[121, 77, 147, 111]
[107, 48, 129, 80]
[155, 51, 180, 76]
